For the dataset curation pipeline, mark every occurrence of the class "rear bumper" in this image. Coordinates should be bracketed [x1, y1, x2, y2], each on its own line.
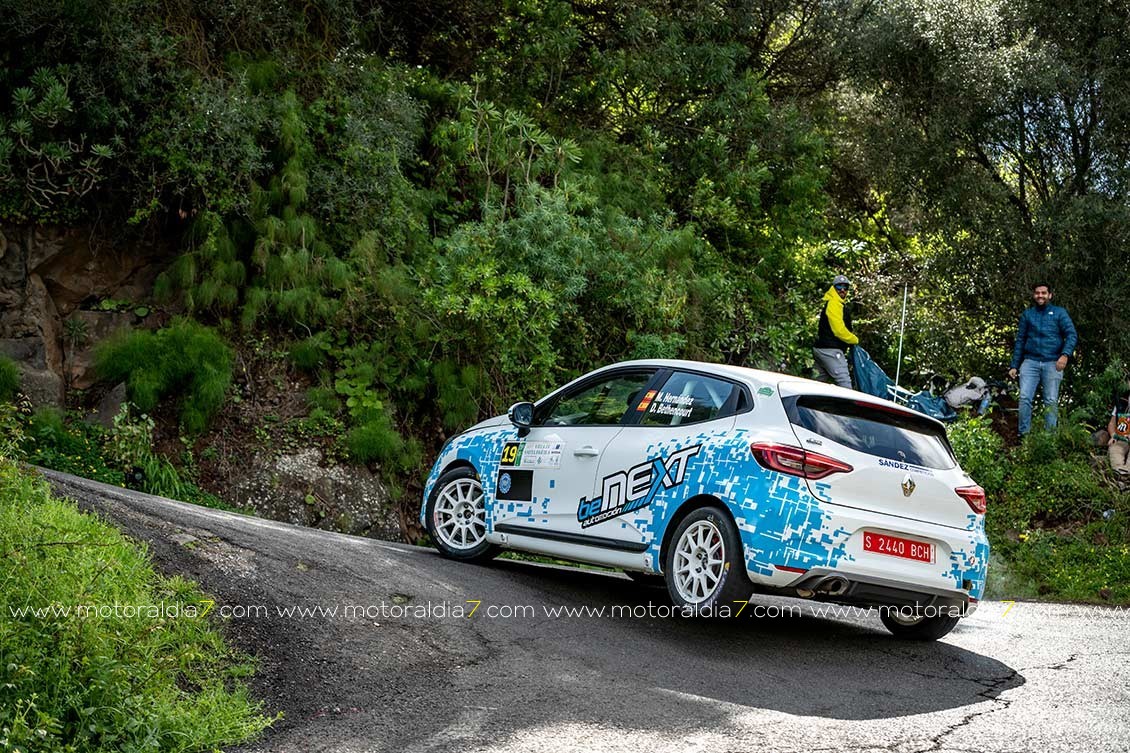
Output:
[787, 568, 977, 615]
[739, 499, 989, 601]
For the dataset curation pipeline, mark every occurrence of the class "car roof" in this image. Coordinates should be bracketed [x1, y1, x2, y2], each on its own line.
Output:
[594, 358, 944, 428]
[597, 358, 824, 389]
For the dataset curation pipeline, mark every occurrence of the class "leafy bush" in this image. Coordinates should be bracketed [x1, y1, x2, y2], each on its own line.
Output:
[0, 402, 24, 460]
[0, 355, 20, 402]
[346, 412, 406, 466]
[948, 415, 1006, 493]
[94, 319, 233, 433]
[27, 406, 68, 446]
[21, 409, 125, 486]
[305, 386, 340, 414]
[0, 67, 117, 223]
[0, 460, 274, 750]
[951, 414, 1130, 602]
[289, 333, 330, 371]
[105, 404, 233, 510]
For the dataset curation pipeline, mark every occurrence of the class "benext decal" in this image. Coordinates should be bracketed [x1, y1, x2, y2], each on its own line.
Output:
[878, 458, 935, 477]
[577, 445, 702, 528]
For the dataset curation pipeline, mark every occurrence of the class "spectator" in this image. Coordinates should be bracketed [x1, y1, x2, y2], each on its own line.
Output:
[1007, 282, 1078, 435]
[1107, 377, 1130, 475]
[812, 275, 858, 390]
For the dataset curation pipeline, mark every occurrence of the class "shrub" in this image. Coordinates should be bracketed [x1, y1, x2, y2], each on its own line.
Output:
[0, 355, 20, 402]
[0, 460, 274, 750]
[346, 412, 406, 466]
[948, 415, 1006, 493]
[106, 404, 235, 510]
[305, 386, 340, 414]
[0, 394, 28, 461]
[27, 406, 69, 448]
[289, 333, 330, 371]
[20, 409, 121, 485]
[94, 318, 233, 433]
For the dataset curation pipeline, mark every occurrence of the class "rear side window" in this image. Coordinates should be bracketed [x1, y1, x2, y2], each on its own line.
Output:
[639, 371, 739, 427]
[784, 396, 956, 470]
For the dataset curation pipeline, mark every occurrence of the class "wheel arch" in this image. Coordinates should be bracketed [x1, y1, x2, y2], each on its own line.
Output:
[657, 493, 742, 573]
[439, 457, 479, 480]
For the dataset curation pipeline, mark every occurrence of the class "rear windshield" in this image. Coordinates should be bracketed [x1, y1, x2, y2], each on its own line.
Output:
[784, 395, 956, 470]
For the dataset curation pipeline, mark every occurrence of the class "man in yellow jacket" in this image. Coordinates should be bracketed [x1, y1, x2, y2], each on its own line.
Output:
[812, 275, 859, 389]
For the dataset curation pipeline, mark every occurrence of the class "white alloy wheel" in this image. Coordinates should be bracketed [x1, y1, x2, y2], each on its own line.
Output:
[433, 477, 487, 551]
[672, 519, 726, 604]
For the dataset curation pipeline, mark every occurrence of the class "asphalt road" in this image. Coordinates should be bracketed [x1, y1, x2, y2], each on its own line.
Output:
[42, 468, 1130, 753]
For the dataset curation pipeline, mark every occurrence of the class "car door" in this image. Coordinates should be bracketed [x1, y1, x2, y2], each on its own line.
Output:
[589, 369, 744, 549]
[491, 368, 660, 539]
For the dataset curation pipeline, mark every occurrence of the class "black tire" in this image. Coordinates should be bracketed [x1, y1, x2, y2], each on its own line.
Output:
[624, 570, 666, 587]
[879, 609, 961, 640]
[425, 467, 500, 563]
[664, 506, 752, 613]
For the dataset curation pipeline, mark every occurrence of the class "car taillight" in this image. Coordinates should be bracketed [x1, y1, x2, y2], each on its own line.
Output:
[750, 442, 853, 480]
[955, 485, 986, 514]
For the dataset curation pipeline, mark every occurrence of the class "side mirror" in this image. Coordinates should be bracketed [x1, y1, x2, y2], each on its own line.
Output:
[508, 401, 535, 437]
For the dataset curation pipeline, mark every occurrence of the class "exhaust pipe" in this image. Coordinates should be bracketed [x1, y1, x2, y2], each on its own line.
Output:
[815, 576, 849, 596]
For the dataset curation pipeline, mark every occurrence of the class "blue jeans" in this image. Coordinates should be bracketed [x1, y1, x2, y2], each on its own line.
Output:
[1018, 359, 1064, 435]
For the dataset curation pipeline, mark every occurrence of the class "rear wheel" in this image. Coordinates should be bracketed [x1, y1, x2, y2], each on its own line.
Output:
[664, 506, 751, 612]
[426, 467, 500, 563]
[879, 608, 961, 640]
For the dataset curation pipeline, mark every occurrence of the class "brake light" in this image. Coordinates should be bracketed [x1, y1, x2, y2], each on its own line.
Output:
[852, 399, 917, 418]
[750, 442, 853, 480]
[955, 485, 987, 514]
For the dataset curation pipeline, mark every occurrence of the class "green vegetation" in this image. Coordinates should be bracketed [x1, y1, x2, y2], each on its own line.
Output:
[104, 405, 235, 510]
[22, 407, 126, 486]
[17, 405, 236, 512]
[0, 459, 275, 751]
[0, 355, 19, 403]
[951, 415, 1130, 602]
[94, 319, 233, 433]
[3, 0, 1129, 603]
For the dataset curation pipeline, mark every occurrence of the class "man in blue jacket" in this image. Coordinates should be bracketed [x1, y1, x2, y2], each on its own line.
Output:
[1008, 282, 1078, 435]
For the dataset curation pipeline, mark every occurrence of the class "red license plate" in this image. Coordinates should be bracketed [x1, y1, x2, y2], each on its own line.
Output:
[863, 531, 933, 563]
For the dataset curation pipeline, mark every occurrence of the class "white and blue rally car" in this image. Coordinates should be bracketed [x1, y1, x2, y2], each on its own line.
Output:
[421, 359, 989, 640]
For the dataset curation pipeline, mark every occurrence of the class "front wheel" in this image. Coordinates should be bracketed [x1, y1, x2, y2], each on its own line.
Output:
[426, 467, 500, 563]
[664, 506, 751, 613]
[879, 609, 961, 640]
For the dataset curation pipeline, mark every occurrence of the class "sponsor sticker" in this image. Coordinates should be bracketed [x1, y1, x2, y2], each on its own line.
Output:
[577, 445, 702, 527]
[500, 441, 563, 470]
[878, 458, 935, 477]
[496, 469, 532, 501]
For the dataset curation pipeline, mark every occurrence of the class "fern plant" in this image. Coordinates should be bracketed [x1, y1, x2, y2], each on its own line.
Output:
[94, 319, 233, 433]
[156, 90, 351, 332]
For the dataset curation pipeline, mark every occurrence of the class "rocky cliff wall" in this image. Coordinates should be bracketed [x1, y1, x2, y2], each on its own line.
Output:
[0, 225, 171, 405]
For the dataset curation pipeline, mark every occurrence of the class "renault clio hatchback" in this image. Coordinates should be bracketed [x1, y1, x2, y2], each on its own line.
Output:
[421, 359, 989, 640]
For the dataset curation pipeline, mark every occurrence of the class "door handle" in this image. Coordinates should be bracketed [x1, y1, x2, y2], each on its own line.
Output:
[573, 446, 600, 457]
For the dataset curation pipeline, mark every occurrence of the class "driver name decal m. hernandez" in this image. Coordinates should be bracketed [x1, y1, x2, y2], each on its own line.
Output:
[638, 390, 696, 419]
[577, 445, 702, 528]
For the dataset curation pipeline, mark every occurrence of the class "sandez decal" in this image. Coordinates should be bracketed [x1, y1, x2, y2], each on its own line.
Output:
[577, 445, 702, 528]
[878, 458, 935, 476]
